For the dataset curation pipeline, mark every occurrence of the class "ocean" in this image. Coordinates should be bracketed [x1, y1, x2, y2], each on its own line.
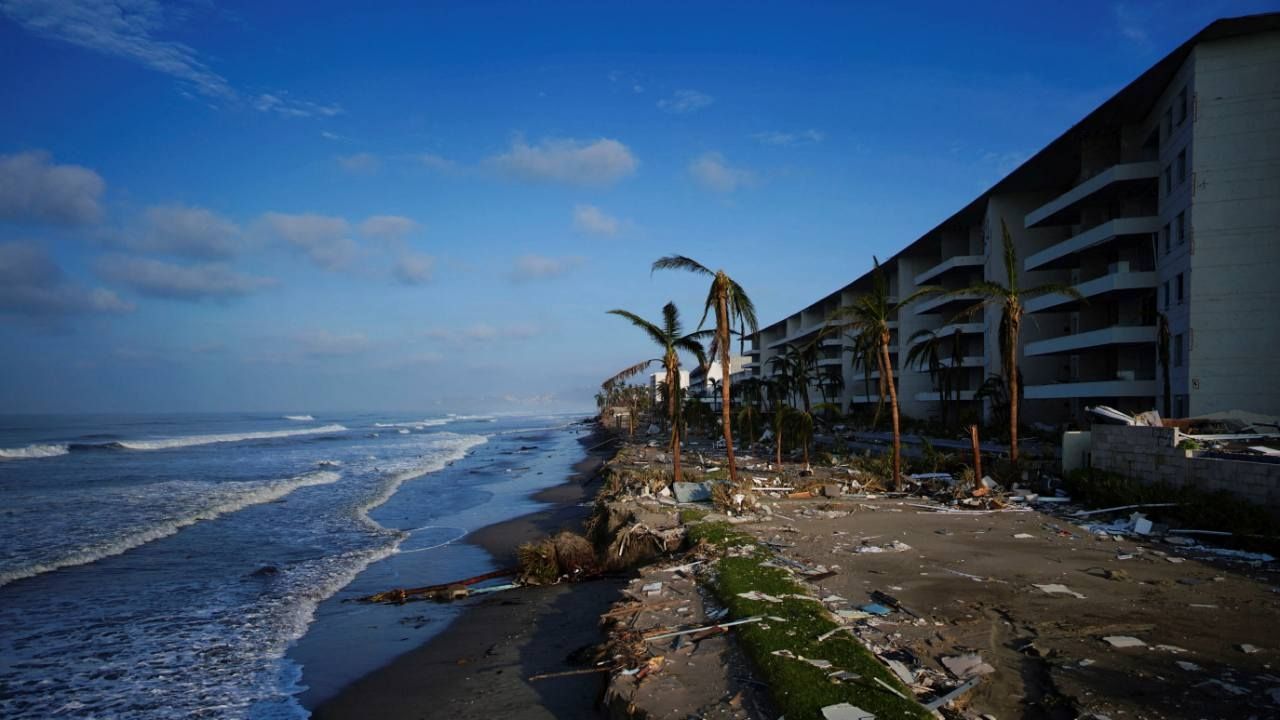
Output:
[0, 411, 590, 718]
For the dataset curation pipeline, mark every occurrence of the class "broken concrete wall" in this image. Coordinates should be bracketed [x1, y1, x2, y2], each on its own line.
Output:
[1090, 424, 1280, 508]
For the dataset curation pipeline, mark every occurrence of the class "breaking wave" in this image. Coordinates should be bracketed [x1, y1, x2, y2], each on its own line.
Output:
[113, 424, 348, 451]
[0, 471, 342, 589]
[0, 443, 70, 460]
[284, 414, 315, 421]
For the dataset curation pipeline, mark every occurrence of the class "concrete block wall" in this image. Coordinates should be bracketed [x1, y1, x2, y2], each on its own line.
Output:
[1090, 424, 1280, 508]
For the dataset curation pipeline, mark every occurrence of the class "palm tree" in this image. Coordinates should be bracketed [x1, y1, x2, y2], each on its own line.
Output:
[827, 258, 936, 490]
[652, 256, 758, 486]
[845, 327, 886, 427]
[949, 219, 1083, 463]
[605, 302, 707, 483]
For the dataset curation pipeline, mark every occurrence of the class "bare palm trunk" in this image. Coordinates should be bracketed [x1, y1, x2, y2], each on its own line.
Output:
[775, 411, 783, 467]
[880, 333, 902, 491]
[668, 356, 682, 483]
[1007, 310, 1021, 465]
[717, 294, 739, 485]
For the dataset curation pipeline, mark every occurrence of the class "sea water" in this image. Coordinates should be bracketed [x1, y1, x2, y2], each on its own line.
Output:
[0, 412, 586, 718]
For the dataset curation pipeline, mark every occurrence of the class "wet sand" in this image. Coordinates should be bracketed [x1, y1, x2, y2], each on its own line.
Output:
[313, 431, 625, 720]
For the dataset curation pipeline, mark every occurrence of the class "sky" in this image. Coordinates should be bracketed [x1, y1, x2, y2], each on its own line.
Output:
[1, 0, 1277, 415]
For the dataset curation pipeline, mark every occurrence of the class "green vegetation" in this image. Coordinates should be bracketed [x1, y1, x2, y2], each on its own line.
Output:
[679, 507, 709, 523]
[687, 522, 931, 719]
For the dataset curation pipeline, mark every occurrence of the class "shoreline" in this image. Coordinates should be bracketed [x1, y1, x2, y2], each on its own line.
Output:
[312, 425, 625, 720]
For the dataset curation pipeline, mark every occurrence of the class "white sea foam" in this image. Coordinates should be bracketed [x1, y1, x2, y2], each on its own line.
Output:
[0, 443, 70, 460]
[283, 414, 315, 421]
[374, 418, 449, 428]
[0, 471, 341, 588]
[117, 424, 347, 451]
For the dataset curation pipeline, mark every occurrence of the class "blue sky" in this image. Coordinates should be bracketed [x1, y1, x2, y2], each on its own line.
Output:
[1, 0, 1276, 414]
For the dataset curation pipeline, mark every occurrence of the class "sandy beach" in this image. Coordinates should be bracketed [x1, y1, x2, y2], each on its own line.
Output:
[312, 431, 626, 720]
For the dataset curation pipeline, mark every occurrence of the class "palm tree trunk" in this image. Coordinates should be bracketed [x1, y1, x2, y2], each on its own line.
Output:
[880, 333, 902, 491]
[1007, 310, 1021, 465]
[668, 356, 682, 483]
[717, 293, 739, 485]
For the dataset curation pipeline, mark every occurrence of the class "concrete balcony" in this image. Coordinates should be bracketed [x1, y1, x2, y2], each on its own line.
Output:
[1025, 269, 1156, 314]
[906, 322, 984, 347]
[817, 357, 844, 367]
[1025, 162, 1160, 228]
[914, 291, 983, 316]
[1023, 379, 1158, 400]
[913, 255, 984, 286]
[1023, 325, 1157, 357]
[929, 355, 984, 370]
[1023, 216, 1161, 271]
[913, 390, 978, 403]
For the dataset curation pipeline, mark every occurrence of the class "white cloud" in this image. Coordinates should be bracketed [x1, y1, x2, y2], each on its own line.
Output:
[572, 204, 619, 236]
[0, 1, 340, 113]
[319, 130, 347, 141]
[488, 136, 637, 187]
[0, 0, 233, 99]
[1113, 3, 1150, 44]
[511, 254, 583, 281]
[423, 323, 542, 342]
[0, 150, 105, 225]
[253, 92, 343, 118]
[128, 204, 240, 259]
[0, 241, 133, 319]
[752, 129, 825, 146]
[418, 153, 456, 171]
[657, 89, 714, 114]
[336, 152, 379, 175]
[359, 215, 420, 241]
[257, 212, 358, 271]
[294, 329, 369, 357]
[392, 251, 435, 285]
[95, 255, 276, 301]
[688, 152, 756, 193]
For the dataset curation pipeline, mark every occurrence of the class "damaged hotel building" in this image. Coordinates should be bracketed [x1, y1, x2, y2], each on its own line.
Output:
[748, 15, 1280, 426]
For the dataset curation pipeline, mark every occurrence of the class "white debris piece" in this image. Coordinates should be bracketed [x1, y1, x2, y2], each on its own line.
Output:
[641, 582, 662, 596]
[1176, 660, 1202, 671]
[1034, 583, 1087, 599]
[941, 653, 996, 679]
[1103, 635, 1147, 648]
[1013, 533, 1034, 539]
[737, 590, 784, 603]
[1239, 643, 1261, 654]
[821, 703, 876, 720]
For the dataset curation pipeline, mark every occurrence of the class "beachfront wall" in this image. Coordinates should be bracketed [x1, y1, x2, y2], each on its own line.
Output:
[1089, 424, 1280, 509]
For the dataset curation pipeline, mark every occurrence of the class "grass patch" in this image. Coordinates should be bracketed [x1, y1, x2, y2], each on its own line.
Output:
[679, 507, 709, 523]
[688, 522, 931, 720]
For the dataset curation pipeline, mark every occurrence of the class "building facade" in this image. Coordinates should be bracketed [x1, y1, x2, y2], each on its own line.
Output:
[747, 15, 1280, 427]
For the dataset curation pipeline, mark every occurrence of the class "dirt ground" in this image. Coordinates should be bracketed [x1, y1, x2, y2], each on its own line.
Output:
[725, 495, 1280, 719]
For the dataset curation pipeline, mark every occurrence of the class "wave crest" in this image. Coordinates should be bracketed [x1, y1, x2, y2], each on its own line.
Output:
[0, 471, 341, 588]
[117, 424, 348, 451]
[284, 415, 315, 421]
[0, 443, 70, 460]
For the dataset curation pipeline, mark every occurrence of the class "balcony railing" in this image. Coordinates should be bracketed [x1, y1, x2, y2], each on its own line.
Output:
[1025, 268, 1156, 313]
[913, 255, 984, 286]
[1025, 161, 1160, 228]
[1023, 216, 1161, 271]
[1023, 325, 1157, 356]
[1023, 379, 1158, 400]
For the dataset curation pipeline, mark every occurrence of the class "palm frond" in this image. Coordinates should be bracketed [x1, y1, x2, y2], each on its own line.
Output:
[661, 301, 682, 339]
[726, 277, 758, 333]
[675, 336, 707, 368]
[607, 309, 668, 349]
[652, 255, 713, 277]
[603, 358, 658, 387]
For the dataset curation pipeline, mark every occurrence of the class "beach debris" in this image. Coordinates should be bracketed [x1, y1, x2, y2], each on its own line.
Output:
[827, 670, 862, 683]
[771, 649, 834, 669]
[1176, 660, 1202, 671]
[1034, 583, 1087, 599]
[925, 676, 982, 711]
[821, 702, 876, 720]
[672, 481, 713, 503]
[941, 653, 995, 679]
[859, 603, 894, 616]
[517, 531, 599, 585]
[360, 567, 518, 604]
[1013, 532, 1034, 539]
[1238, 643, 1261, 654]
[641, 581, 663, 596]
[642, 615, 765, 642]
[883, 658, 914, 684]
[738, 590, 784, 603]
[853, 540, 912, 553]
[1103, 635, 1147, 648]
